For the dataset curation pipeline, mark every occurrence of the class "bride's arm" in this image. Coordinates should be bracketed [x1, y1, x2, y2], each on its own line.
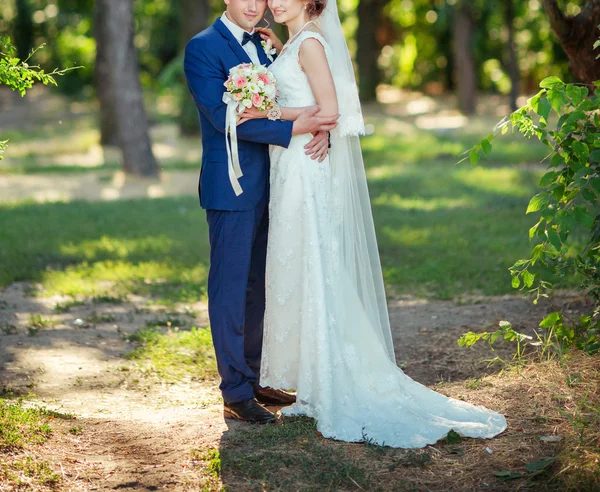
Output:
[298, 38, 339, 118]
[237, 105, 315, 124]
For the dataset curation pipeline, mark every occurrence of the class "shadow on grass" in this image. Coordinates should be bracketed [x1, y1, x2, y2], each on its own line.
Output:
[0, 157, 568, 303]
[0, 196, 209, 304]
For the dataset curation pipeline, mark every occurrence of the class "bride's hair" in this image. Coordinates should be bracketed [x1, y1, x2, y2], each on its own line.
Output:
[306, 0, 326, 18]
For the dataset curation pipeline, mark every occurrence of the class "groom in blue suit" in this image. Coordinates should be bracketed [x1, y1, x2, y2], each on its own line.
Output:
[184, 0, 337, 423]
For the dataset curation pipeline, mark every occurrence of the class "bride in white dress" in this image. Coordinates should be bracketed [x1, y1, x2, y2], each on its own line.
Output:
[239, 0, 507, 448]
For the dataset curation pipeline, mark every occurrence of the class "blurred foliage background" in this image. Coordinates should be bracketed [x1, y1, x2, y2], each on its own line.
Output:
[0, 0, 583, 106]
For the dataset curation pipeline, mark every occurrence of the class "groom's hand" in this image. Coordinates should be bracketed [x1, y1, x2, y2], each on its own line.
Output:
[305, 131, 329, 162]
[292, 106, 339, 137]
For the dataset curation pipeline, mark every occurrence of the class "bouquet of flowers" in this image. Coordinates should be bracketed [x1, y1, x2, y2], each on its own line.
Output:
[223, 62, 277, 113]
[222, 63, 278, 196]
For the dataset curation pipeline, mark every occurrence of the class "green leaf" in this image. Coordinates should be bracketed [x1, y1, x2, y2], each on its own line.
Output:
[536, 96, 551, 121]
[529, 218, 544, 240]
[574, 206, 594, 228]
[522, 270, 535, 288]
[457, 332, 484, 348]
[579, 99, 598, 111]
[540, 76, 564, 89]
[445, 430, 462, 444]
[526, 193, 549, 214]
[550, 153, 564, 168]
[572, 141, 590, 161]
[590, 177, 600, 195]
[494, 470, 522, 481]
[566, 85, 587, 106]
[540, 172, 558, 187]
[547, 228, 562, 250]
[469, 150, 480, 166]
[589, 149, 600, 163]
[525, 459, 555, 474]
[481, 138, 492, 156]
[540, 312, 561, 328]
[582, 188, 596, 203]
[547, 89, 568, 114]
[531, 244, 544, 264]
[512, 275, 521, 289]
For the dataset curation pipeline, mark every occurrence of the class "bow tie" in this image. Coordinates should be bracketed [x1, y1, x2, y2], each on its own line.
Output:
[242, 31, 262, 47]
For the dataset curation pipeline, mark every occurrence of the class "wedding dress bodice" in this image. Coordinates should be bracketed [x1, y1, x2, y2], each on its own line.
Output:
[269, 31, 332, 109]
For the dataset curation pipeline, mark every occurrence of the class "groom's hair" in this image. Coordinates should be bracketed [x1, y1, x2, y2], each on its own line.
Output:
[306, 0, 326, 19]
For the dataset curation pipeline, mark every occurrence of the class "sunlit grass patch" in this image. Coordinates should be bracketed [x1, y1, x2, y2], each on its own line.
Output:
[0, 197, 209, 304]
[0, 400, 73, 488]
[125, 325, 217, 381]
[0, 456, 61, 488]
[0, 400, 55, 450]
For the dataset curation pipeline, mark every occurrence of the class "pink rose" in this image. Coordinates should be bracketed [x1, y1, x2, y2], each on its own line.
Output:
[258, 73, 270, 85]
[233, 92, 243, 101]
[252, 93, 264, 107]
[234, 76, 247, 89]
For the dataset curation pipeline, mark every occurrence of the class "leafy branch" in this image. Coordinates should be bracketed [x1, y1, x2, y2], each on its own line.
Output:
[0, 37, 79, 160]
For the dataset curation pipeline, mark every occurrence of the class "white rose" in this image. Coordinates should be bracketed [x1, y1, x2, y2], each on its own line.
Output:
[247, 82, 260, 93]
[242, 98, 253, 108]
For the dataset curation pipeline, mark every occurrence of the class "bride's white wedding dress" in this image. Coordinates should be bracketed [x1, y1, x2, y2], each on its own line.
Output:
[260, 30, 507, 448]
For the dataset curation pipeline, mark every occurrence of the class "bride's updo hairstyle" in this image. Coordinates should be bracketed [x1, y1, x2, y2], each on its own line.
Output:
[306, 0, 326, 18]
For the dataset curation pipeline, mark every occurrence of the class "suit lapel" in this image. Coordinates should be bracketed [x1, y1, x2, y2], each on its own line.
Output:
[255, 40, 269, 66]
[214, 18, 252, 65]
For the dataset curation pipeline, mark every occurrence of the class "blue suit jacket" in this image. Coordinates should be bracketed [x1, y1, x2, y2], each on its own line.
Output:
[184, 18, 294, 211]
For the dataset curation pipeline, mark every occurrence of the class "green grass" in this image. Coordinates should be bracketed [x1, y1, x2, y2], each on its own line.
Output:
[125, 325, 217, 381]
[0, 399, 68, 487]
[0, 456, 61, 488]
[0, 126, 570, 302]
[0, 400, 55, 450]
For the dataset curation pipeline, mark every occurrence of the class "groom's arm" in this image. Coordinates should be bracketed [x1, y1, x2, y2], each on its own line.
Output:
[184, 38, 293, 148]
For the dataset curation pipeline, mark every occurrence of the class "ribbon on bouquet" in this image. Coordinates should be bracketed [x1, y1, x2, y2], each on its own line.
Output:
[222, 92, 244, 196]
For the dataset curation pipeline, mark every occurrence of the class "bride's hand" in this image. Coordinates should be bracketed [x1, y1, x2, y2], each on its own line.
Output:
[237, 107, 267, 126]
[255, 27, 284, 53]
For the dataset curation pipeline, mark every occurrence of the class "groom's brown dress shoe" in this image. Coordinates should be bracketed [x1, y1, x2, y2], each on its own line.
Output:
[223, 398, 276, 424]
[254, 386, 297, 406]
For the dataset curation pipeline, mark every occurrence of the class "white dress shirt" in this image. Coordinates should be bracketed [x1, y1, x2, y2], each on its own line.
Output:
[220, 12, 261, 65]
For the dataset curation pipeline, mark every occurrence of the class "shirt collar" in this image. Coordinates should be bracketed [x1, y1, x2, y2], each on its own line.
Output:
[220, 12, 254, 45]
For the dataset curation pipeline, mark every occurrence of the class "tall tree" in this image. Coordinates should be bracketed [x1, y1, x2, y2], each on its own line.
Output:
[505, 0, 519, 111]
[14, 0, 33, 61]
[179, 0, 210, 135]
[95, 0, 159, 176]
[94, 2, 119, 146]
[356, 0, 388, 101]
[453, 2, 477, 114]
[541, 0, 600, 85]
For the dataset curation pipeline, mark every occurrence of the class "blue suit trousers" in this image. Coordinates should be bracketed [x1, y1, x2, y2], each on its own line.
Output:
[205, 195, 268, 404]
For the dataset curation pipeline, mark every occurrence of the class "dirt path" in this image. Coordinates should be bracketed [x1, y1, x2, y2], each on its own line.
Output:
[0, 281, 587, 490]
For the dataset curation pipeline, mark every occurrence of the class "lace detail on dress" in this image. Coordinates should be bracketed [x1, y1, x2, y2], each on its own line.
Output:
[261, 29, 507, 449]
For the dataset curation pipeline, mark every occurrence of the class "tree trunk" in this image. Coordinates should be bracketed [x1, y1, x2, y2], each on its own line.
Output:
[541, 0, 600, 85]
[94, 3, 119, 147]
[14, 0, 34, 61]
[95, 0, 159, 176]
[179, 0, 210, 135]
[453, 3, 477, 115]
[356, 0, 387, 102]
[505, 0, 519, 111]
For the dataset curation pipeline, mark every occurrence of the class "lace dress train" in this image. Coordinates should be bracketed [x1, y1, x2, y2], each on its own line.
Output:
[260, 31, 507, 448]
